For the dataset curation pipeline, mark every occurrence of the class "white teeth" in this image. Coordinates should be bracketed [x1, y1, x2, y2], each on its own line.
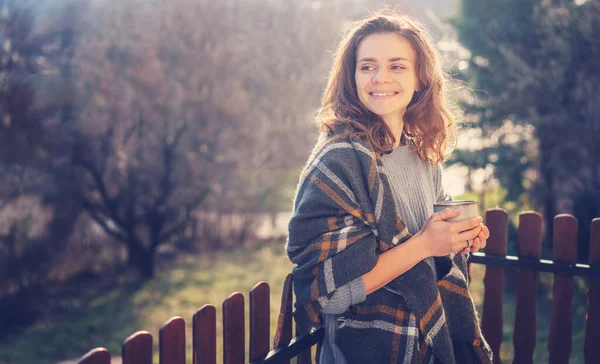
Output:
[371, 92, 396, 96]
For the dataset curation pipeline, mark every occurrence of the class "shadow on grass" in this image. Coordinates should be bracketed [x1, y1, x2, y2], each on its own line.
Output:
[0, 272, 155, 364]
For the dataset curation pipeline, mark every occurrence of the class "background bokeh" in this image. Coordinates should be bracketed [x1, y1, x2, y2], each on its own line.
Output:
[1, 0, 598, 363]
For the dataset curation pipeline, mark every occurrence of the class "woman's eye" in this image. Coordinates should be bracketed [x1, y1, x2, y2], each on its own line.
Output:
[360, 65, 375, 71]
[391, 65, 406, 70]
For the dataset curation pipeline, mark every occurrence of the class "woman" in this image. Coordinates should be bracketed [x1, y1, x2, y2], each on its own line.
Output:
[286, 10, 493, 364]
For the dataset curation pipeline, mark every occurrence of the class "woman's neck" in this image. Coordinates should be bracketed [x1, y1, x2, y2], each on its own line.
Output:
[383, 117, 405, 147]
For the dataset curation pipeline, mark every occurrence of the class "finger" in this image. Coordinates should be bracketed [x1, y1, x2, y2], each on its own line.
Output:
[471, 237, 481, 252]
[460, 238, 473, 254]
[458, 225, 483, 241]
[469, 238, 477, 252]
[433, 208, 462, 222]
[479, 223, 489, 238]
[482, 225, 490, 239]
[480, 237, 487, 249]
[453, 216, 483, 232]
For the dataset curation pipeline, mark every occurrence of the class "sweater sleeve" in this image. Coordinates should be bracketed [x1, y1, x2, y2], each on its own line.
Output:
[320, 276, 366, 314]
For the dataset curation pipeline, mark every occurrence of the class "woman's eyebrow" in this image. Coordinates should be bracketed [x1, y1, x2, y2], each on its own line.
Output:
[357, 56, 411, 63]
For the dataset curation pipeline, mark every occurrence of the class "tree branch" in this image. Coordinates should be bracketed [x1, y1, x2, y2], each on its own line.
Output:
[156, 186, 210, 244]
[73, 141, 125, 228]
[153, 122, 188, 212]
[83, 201, 127, 242]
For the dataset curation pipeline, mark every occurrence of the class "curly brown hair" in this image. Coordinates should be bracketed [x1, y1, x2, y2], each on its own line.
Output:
[315, 10, 459, 164]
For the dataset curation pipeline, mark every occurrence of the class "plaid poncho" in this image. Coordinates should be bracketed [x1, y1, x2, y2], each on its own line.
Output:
[287, 126, 492, 364]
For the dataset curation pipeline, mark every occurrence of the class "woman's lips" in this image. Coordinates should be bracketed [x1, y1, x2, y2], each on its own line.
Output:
[369, 92, 399, 99]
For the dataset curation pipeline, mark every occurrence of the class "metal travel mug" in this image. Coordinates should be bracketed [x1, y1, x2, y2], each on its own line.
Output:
[433, 200, 479, 222]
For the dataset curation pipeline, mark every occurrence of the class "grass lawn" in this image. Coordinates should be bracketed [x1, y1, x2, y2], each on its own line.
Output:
[0, 242, 590, 364]
[0, 241, 296, 364]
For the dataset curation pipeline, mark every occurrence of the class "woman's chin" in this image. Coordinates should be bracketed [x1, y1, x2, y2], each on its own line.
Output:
[368, 109, 404, 120]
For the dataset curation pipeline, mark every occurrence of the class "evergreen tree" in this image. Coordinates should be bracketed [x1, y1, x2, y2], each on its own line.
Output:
[0, 0, 83, 330]
[453, 0, 600, 259]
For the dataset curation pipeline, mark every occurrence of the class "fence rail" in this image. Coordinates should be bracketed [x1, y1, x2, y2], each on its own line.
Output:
[78, 210, 600, 364]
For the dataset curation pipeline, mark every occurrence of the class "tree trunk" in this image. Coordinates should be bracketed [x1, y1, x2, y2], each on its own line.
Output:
[127, 239, 155, 279]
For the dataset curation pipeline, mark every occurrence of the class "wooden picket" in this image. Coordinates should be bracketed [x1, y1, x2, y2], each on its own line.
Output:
[273, 273, 293, 364]
[78, 347, 110, 364]
[223, 293, 244, 364]
[548, 215, 578, 364]
[249, 282, 270, 361]
[513, 211, 543, 364]
[76, 210, 600, 364]
[296, 324, 312, 364]
[159, 317, 186, 364]
[481, 208, 508, 364]
[584, 218, 600, 362]
[193, 305, 216, 364]
[122, 331, 152, 364]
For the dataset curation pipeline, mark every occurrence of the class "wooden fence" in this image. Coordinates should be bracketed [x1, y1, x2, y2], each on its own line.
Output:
[78, 210, 600, 364]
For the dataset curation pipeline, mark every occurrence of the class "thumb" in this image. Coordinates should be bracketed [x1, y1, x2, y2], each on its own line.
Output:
[433, 208, 462, 221]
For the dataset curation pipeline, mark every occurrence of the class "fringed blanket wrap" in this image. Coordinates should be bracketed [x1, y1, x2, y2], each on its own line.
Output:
[286, 127, 492, 363]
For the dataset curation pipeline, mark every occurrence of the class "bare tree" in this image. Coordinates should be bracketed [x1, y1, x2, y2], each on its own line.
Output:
[67, 0, 255, 277]
[71, 118, 214, 278]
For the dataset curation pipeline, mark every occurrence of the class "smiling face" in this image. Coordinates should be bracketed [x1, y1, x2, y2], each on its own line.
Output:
[355, 32, 419, 126]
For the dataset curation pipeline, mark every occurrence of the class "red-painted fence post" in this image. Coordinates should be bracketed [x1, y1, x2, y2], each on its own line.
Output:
[584, 218, 600, 364]
[513, 211, 543, 364]
[250, 282, 270, 362]
[548, 214, 578, 364]
[193, 304, 216, 364]
[78, 347, 111, 364]
[296, 324, 312, 364]
[122, 331, 152, 364]
[223, 292, 245, 364]
[273, 273, 293, 364]
[481, 208, 508, 364]
[159, 316, 186, 364]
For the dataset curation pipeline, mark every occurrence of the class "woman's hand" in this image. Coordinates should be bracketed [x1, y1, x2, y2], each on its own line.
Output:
[458, 223, 489, 255]
[415, 208, 483, 257]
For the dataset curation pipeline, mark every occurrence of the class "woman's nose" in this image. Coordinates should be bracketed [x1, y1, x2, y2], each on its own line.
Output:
[372, 69, 391, 84]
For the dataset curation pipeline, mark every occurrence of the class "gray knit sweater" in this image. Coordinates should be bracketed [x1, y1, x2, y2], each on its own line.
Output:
[319, 145, 450, 364]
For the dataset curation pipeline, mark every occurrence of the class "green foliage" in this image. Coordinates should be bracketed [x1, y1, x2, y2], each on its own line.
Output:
[448, 139, 536, 202]
[0, 0, 85, 329]
[452, 0, 600, 258]
[456, 0, 600, 125]
[455, 185, 524, 254]
[455, 187, 506, 215]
